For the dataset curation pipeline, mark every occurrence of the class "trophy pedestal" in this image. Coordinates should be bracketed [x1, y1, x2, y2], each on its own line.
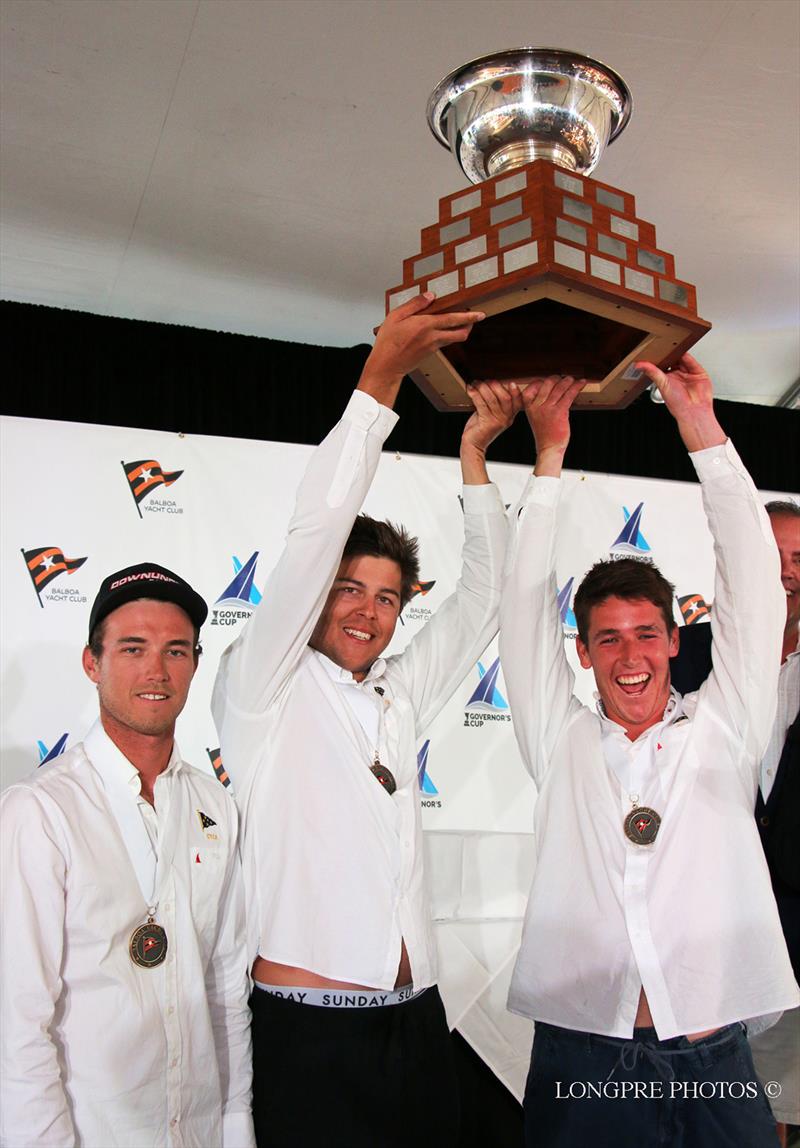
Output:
[386, 159, 710, 410]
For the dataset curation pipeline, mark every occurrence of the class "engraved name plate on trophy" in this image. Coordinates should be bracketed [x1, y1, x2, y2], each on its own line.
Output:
[385, 49, 710, 410]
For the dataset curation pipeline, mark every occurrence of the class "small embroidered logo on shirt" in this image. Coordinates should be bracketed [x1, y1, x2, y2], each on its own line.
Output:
[197, 810, 217, 830]
[195, 852, 201, 863]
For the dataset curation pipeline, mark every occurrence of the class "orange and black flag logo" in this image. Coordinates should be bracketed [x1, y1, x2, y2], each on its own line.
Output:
[122, 459, 183, 518]
[409, 580, 436, 600]
[22, 546, 87, 608]
[206, 747, 230, 788]
[677, 593, 712, 625]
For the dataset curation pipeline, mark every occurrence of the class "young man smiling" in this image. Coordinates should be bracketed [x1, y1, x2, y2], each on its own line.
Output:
[212, 292, 519, 1147]
[499, 358, 799, 1148]
[1, 564, 254, 1148]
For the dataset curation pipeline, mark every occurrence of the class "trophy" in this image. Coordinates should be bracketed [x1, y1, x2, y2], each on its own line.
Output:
[385, 49, 710, 410]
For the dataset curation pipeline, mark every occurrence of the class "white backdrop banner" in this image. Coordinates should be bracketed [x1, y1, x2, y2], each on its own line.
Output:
[1, 412, 794, 1098]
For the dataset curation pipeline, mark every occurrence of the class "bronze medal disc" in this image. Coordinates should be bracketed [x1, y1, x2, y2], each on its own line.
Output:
[370, 763, 397, 795]
[624, 806, 661, 846]
[130, 920, 168, 968]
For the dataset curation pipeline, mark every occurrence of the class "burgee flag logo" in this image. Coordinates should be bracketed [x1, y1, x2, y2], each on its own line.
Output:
[122, 459, 184, 518]
[677, 592, 711, 625]
[22, 546, 87, 608]
[400, 579, 437, 626]
[206, 747, 231, 788]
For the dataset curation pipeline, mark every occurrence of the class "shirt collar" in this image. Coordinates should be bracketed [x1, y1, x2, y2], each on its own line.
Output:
[594, 687, 683, 744]
[83, 718, 182, 799]
[313, 649, 386, 685]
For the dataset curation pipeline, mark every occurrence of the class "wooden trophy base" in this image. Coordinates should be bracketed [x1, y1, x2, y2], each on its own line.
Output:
[386, 159, 711, 410]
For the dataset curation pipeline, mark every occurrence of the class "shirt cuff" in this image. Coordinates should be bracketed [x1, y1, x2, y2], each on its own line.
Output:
[461, 481, 505, 514]
[519, 473, 561, 508]
[221, 1109, 256, 1148]
[689, 437, 740, 481]
[342, 389, 399, 438]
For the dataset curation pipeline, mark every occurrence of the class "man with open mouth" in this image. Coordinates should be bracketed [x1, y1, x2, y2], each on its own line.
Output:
[499, 357, 798, 1148]
[212, 291, 520, 1147]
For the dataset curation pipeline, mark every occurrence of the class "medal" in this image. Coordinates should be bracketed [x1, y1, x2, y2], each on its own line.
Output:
[623, 805, 661, 846]
[370, 751, 396, 795]
[129, 916, 169, 968]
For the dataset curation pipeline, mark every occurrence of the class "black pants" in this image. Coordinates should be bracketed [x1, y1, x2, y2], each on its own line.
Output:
[524, 1021, 779, 1148]
[250, 986, 460, 1148]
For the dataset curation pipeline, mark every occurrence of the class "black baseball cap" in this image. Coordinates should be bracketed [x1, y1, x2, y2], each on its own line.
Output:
[88, 563, 208, 640]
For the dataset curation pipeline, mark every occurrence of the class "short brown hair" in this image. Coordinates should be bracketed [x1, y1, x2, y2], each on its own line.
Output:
[573, 558, 676, 643]
[343, 515, 420, 608]
[765, 500, 800, 520]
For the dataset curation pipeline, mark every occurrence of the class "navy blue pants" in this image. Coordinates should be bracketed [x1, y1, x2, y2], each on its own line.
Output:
[524, 1022, 779, 1148]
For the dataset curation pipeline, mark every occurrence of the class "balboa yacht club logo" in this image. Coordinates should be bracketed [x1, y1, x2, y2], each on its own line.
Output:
[416, 739, 441, 808]
[210, 553, 261, 627]
[677, 592, 712, 625]
[557, 576, 578, 638]
[464, 657, 511, 728]
[38, 733, 69, 766]
[400, 579, 437, 626]
[206, 746, 231, 788]
[609, 502, 653, 563]
[22, 546, 88, 608]
[122, 459, 184, 518]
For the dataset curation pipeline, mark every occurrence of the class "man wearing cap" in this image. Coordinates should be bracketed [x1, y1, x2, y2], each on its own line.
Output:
[0, 564, 255, 1148]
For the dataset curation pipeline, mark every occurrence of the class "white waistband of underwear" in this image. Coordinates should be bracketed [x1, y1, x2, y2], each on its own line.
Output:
[254, 981, 428, 1008]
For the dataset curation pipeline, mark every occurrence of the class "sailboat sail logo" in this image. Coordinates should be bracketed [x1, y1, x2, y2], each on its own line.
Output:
[37, 733, 69, 766]
[417, 739, 438, 795]
[210, 553, 262, 626]
[465, 657, 509, 714]
[610, 503, 652, 560]
[557, 577, 578, 635]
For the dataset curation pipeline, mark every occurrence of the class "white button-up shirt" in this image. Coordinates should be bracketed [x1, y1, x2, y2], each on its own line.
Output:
[212, 390, 508, 990]
[500, 439, 799, 1039]
[0, 721, 254, 1148]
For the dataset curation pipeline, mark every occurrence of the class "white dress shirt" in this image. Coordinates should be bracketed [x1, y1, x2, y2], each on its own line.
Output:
[212, 389, 508, 990]
[0, 721, 254, 1148]
[500, 439, 799, 1039]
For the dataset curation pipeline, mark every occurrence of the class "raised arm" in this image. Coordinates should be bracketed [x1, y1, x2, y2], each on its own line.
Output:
[212, 296, 485, 733]
[499, 376, 586, 784]
[386, 382, 520, 731]
[636, 354, 783, 764]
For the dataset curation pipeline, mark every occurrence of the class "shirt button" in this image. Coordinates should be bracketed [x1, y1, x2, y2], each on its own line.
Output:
[760, 815, 770, 827]
[168, 1006, 175, 1015]
[171, 1057, 178, 1068]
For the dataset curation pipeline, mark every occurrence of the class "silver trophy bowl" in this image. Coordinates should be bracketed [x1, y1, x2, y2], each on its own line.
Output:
[427, 48, 632, 183]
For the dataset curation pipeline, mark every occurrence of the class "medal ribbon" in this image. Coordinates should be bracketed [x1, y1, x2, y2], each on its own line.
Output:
[111, 767, 183, 916]
[598, 689, 684, 811]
